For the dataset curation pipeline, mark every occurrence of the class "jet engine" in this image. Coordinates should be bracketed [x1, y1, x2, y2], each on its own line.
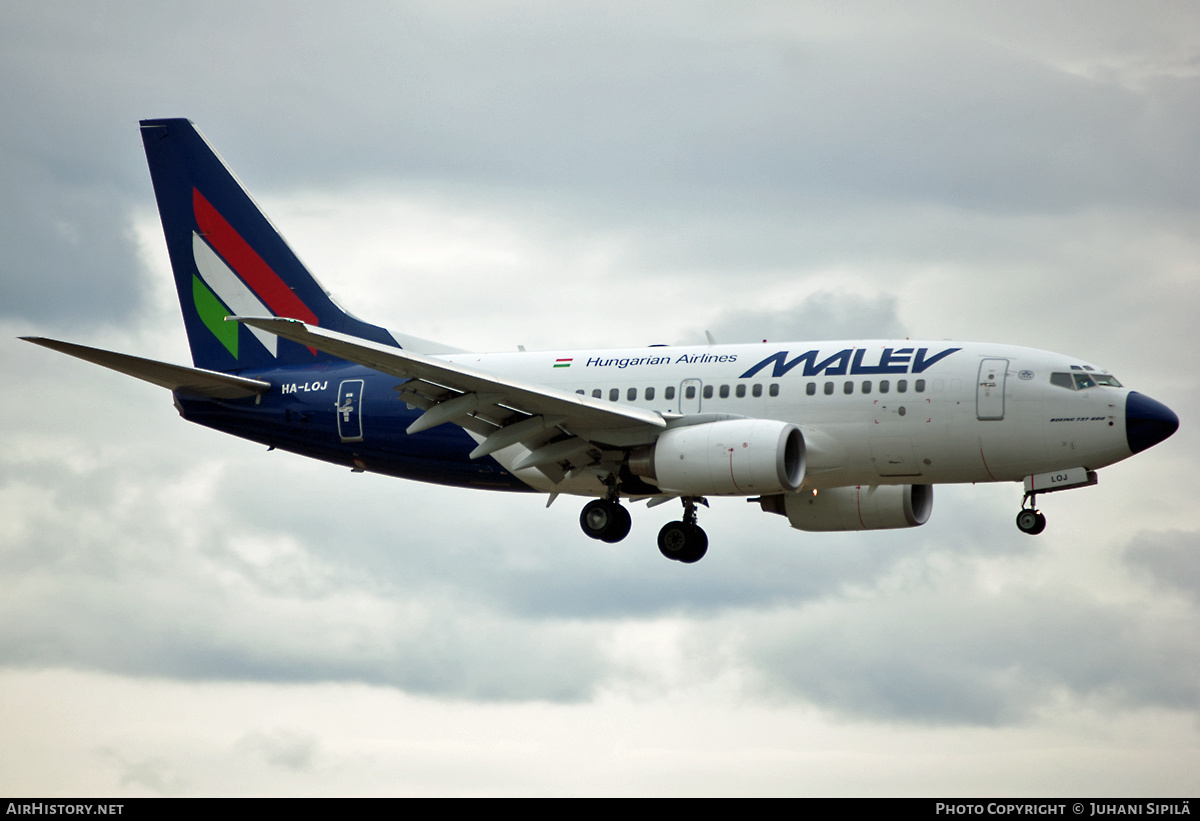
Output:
[758, 484, 933, 531]
[629, 419, 805, 495]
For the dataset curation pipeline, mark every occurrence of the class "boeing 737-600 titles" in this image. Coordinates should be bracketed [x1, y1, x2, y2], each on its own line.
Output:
[23, 119, 1180, 563]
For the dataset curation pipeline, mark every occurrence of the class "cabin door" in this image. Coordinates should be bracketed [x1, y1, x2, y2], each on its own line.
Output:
[337, 379, 365, 442]
[976, 359, 1008, 421]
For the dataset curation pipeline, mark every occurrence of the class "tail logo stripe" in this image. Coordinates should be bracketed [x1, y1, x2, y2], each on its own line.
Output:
[192, 233, 278, 356]
[192, 188, 319, 326]
[192, 274, 239, 358]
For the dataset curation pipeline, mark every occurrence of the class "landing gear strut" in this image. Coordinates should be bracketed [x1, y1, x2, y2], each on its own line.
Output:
[657, 497, 708, 563]
[1016, 493, 1047, 535]
[580, 498, 632, 543]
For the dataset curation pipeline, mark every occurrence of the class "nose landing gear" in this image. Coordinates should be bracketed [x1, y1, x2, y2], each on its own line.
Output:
[1015, 506, 1047, 535]
[1015, 468, 1098, 536]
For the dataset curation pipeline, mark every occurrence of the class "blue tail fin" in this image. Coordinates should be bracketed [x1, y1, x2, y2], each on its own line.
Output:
[140, 118, 399, 372]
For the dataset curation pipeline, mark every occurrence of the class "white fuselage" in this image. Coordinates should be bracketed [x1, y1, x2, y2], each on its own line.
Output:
[433, 340, 1133, 496]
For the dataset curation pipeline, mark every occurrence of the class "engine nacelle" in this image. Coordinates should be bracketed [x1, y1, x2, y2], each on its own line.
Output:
[759, 484, 933, 531]
[630, 419, 805, 496]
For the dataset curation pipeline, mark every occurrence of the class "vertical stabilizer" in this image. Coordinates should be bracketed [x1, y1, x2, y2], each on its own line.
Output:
[140, 118, 400, 372]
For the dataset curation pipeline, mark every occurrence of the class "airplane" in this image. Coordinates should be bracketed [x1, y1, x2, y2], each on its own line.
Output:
[23, 118, 1180, 564]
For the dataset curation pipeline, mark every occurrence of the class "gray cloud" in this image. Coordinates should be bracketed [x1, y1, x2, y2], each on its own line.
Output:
[3, 1, 1199, 793]
[1125, 530, 1200, 603]
[739, 570, 1200, 724]
[4, 2, 1199, 329]
[708, 291, 908, 345]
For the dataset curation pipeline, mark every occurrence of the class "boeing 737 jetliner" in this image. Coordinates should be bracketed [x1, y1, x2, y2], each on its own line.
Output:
[24, 119, 1180, 563]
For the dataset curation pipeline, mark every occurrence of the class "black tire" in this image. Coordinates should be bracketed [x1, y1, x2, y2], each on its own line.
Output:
[658, 521, 708, 563]
[677, 525, 708, 564]
[1030, 511, 1047, 535]
[581, 499, 613, 540]
[581, 499, 631, 542]
[1016, 509, 1046, 535]
[600, 503, 632, 543]
[658, 521, 690, 560]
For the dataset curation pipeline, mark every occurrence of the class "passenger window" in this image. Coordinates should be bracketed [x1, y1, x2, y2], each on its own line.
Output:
[609, 388, 619, 401]
[769, 384, 779, 397]
[915, 379, 926, 393]
[666, 386, 676, 400]
[703, 385, 713, 399]
[576, 389, 584, 395]
[862, 381, 872, 394]
[897, 380, 908, 393]
[592, 389, 601, 398]
[736, 384, 746, 398]
[719, 385, 730, 399]
[627, 387, 638, 401]
[645, 387, 655, 400]
[684, 386, 695, 399]
[806, 382, 816, 396]
[843, 381, 853, 395]
[824, 382, 834, 395]
[880, 380, 889, 394]
[752, 384, 762, 398]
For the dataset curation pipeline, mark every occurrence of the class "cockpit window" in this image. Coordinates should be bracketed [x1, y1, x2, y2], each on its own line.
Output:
[1051, 371, 1122, 390]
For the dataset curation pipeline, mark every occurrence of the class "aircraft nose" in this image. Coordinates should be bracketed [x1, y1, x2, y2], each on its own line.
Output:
[1126, 391, 1179, 454]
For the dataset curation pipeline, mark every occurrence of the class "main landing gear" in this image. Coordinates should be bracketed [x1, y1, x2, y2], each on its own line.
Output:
[657, 497, 708, 564]
[580, 498, 632, 543]
[577, 495, 709, 563]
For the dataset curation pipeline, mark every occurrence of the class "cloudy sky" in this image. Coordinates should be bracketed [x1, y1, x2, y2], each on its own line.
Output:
[2, 1, 1198, 796]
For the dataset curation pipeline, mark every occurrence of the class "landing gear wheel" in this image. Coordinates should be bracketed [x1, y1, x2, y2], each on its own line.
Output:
[601, 504, 632, 543]
[657, 522, 708, 563]
[657, 521, 688, 559]
[677, 525, 708, 563]
[1016, 509, 1047, 535]
[580, 499, 632, 543]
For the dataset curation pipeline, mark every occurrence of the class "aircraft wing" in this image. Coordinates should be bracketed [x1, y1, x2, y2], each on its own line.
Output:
[22, 337, 271, 399]
[233, 317, 667, 476]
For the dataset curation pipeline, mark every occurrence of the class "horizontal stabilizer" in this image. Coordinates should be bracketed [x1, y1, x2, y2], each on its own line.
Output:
[22, 337, 271, 399]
